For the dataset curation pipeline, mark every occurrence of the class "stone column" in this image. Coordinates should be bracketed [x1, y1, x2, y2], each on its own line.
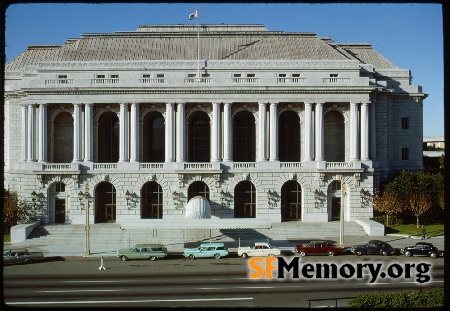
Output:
[73, 103, 83, 162]
[119, 103, 129, 162]
[360, 102, 369, 160]
[84, 103, 93, 162]
[349, 102, 360, 161]
[211, 102, 221, 162]
[258, 102, 267, 161]
[304, 102, 313, 161]
[176, 103, 186, 162]
[130, 103, 139, 162]
[269, 102, 278, 161]
[165, 103, 175, 162]
[223, 103, 232, 161]
[370, 102, 377, 160]
[27, 103, 37, 162]
[38, 103, 48, 162]
[21, 104, 28, 161]
[315, 102, 324, 161]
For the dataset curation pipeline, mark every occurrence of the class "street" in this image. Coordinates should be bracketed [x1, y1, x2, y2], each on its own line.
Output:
[3, 253, 444, 308]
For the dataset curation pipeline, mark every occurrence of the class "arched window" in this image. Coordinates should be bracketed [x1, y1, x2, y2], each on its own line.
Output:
[324, 110, 345, 162]
[281, 180, 302, 221]
[98, 112, 119, 163]
[188, 181, 210, 201]
[53, 112, 73, 163]
[188, 111, 210, 162]
[233, 111, 255, 162]
[143, 112, 165, 162]
[234, 181, 256, 218]
[278, 110, 300, 162]
[141, 182, 163, 219]
[95, 182, 116, 223]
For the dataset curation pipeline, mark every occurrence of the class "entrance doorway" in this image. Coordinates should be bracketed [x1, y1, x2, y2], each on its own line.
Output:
[95, 182, 116, 223]
[54, 199, 66, 224]
[331, 197, 341, 221]
[281, 180, 302, 221]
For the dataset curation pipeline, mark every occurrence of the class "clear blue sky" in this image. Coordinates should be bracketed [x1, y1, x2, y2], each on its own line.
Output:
[4, 2, 444, 137]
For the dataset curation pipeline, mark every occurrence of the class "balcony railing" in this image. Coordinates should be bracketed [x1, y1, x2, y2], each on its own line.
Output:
[326, 162, 355, 169]
[234, 162, 257, 169]
[184, 77, 213, 84]
[184, 163, 213, 170]
[91, 78, 120, 85]
[139, 78, 166, 84]
[281, 162, 304, 169]
[93, 163, 118, 170]
[43, 164, 72, 170]
[232, 77, 259, 83]
[323, 78, 352, 84]
[140, 163, 164, 169]
[277, 77, 306, 84]
[45, 79, 74, 85]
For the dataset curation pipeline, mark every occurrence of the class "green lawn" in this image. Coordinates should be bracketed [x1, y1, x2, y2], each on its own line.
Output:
[385, 223, 444, 237]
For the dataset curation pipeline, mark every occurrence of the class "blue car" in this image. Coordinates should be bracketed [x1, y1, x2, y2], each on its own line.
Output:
[183, 242, 229, 260]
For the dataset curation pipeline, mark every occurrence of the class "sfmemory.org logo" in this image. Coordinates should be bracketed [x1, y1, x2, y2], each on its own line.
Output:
[248, 257, 431, 283]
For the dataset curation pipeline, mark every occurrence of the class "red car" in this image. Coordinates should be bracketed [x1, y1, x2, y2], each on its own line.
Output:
[295, 241, 343, 256]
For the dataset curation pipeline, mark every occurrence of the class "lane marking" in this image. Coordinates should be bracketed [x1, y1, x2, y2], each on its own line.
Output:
[6, 297, 254, 305]
[37, 290, 123, 293]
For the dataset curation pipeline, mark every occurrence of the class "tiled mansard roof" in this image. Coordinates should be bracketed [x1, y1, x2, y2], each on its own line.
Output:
[5, 24, 399, 71]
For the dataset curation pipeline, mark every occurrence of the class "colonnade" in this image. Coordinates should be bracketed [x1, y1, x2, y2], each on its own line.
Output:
[20, 101, 376, 164]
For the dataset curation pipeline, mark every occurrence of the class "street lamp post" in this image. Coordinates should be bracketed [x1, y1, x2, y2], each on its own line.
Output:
[340, 176, 345, 247]
[78, 183, 90, 256]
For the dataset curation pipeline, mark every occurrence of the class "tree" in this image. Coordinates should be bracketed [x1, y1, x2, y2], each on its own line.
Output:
[438, 191, 444, 210]
[408, 189, 433, 228]
[3, 189, 35, 234]
[372, 189, 403, 226]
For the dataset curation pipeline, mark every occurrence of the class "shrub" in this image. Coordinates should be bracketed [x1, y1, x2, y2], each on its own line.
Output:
[346, 287, 444, 308]
[371, 215, 404, 226]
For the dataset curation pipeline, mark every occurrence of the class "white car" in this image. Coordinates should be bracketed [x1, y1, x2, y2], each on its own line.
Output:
[237, 242, 281, 258]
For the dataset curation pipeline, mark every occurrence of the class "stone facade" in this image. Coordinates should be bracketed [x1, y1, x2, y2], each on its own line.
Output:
[4, 25, 425, 226]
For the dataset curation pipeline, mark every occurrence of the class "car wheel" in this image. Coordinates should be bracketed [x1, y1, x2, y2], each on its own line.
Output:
[121, 256, 128, 261]
[189, 254, 195, 260]
[241, 253, 248, 259]
[214, 253, 221, 259]
[382, 251, 388, 256]
[430, 252, 437, 259]
[328, 252, 334, 256]
[356, 251, 363, 256]
[404, 251, 411, 257]
[300, 251, 306, 257]
[149, 256, 157, 261]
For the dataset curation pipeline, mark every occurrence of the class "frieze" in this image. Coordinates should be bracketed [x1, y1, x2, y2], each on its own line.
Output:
[33, 60, 360, 70]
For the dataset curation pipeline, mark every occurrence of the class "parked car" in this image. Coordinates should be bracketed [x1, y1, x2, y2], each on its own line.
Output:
[400, 242, 443, 258]
[294, 241, 343, 256]
[183, 242, 229, 260]
[237, 242, 281, 258]
[351, 240, 396, 256]
[3, 248, 44, 265]
[116, 244, 168, 261]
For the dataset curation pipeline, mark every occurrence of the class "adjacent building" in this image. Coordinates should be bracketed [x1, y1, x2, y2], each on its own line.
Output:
[4, 25, 426, 226]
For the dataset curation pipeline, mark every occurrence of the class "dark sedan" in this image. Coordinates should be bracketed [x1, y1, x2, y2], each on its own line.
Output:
[351, 240, 396, 256]
[400, 242, 443, 258]
[3, 248, 45, 265]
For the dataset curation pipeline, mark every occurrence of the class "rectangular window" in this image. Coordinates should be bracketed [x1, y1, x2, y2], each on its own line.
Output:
[233, 73, 241, 77]
[188, 73, 196, 78]
[402, 117, 409, 129]
[143, 74, 151, 78]
[58, 75, 67, 79]
[110, 74, 119, 79]
[156, 74, 165, 78]
[330, 74, 338, 77]
[96, 74, 105, 79]
[291, 74, 300, 78]
[201, 73, 210, 78]
[278, 74, 287, 78]
[402, 148, 409, 160]
[246, 73, 255, 77]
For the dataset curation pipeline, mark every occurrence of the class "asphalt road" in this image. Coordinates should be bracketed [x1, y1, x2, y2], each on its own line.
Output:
[3, 254, 444, 308]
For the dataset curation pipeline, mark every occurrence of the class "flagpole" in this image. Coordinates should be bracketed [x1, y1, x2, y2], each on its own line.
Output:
[196, 4, 200, 79]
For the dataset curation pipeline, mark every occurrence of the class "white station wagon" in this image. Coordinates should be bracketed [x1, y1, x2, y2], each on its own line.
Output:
[237, 242, 281, 258]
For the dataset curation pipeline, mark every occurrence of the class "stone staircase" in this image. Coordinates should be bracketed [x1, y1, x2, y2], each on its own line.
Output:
[25, 221, 366, 252]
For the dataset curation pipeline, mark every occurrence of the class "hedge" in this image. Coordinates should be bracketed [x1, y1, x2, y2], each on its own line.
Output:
[346, 287, 444, 308]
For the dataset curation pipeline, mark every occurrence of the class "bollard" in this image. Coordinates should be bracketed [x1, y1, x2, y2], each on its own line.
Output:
[99, 255, 106, 270]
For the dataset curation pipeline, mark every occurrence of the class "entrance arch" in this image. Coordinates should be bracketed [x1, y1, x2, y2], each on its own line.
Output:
[141, 182, 163, 219]
[234, 181, 256, 218]
[328, 180, 342, 221]
[281, 180, 302, 221]
[188, 181, 210, 201]
[95, 182, 116, 223]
